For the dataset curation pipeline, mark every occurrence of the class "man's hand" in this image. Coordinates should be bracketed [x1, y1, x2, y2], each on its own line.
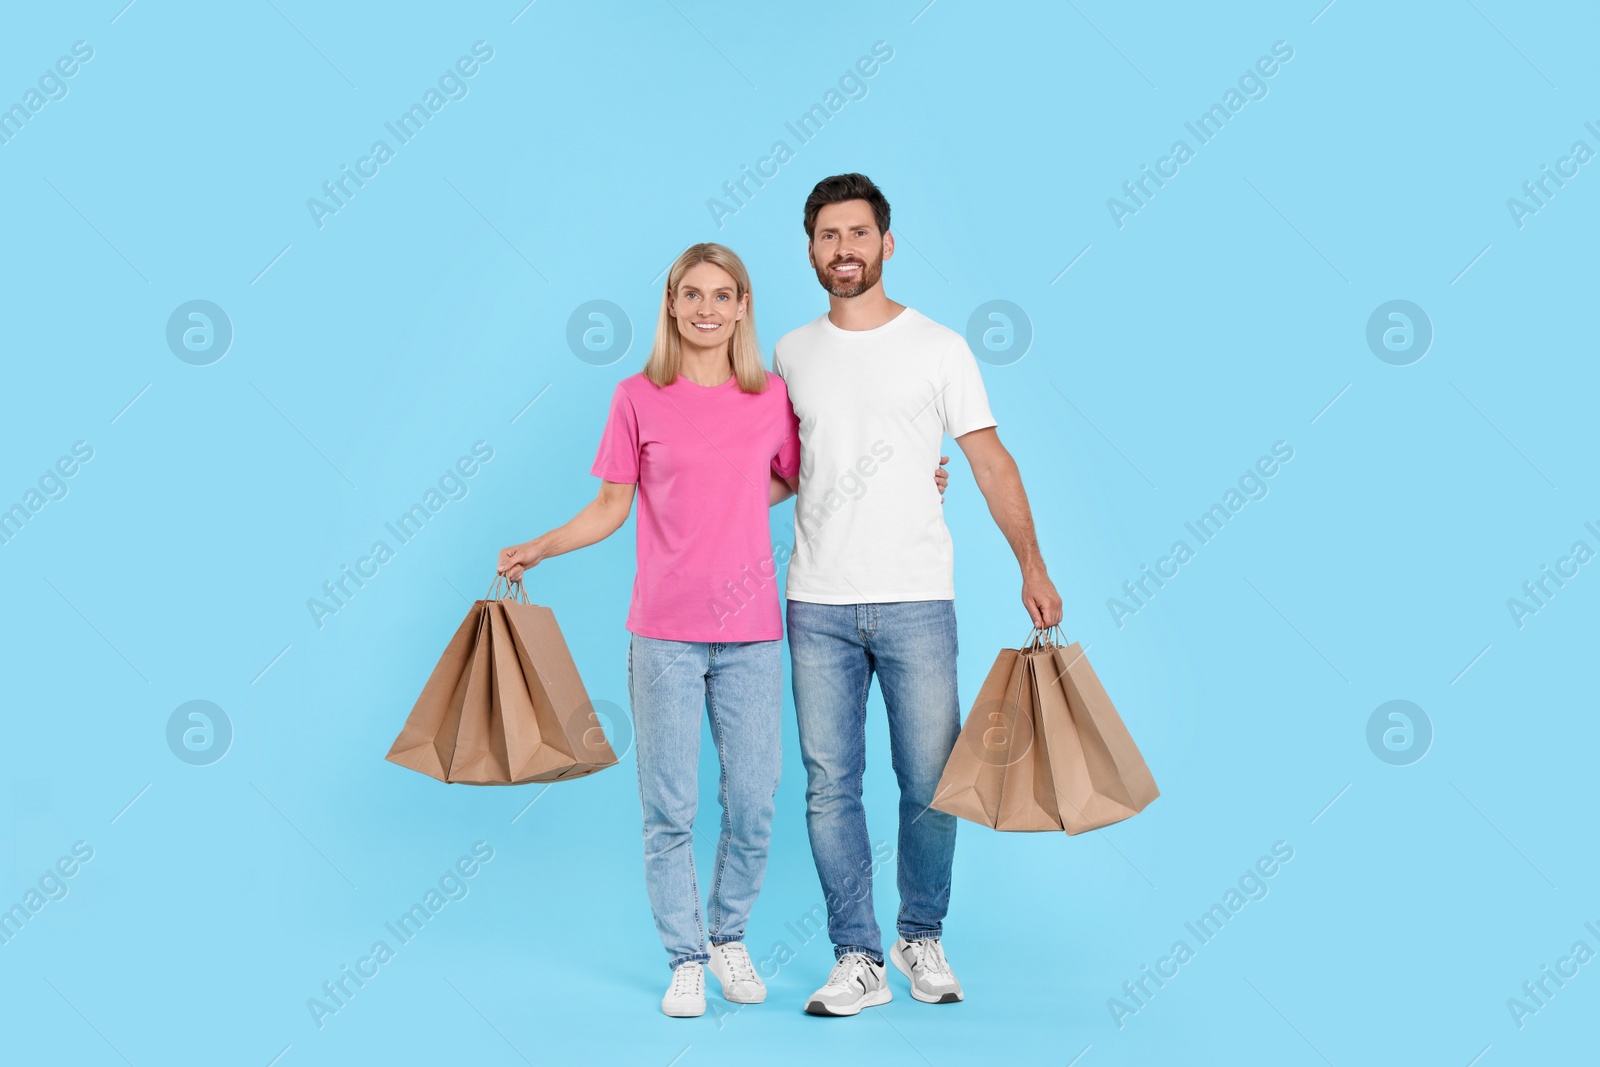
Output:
[935, 454, 949, 501]
[1022, 567, 1063, 629]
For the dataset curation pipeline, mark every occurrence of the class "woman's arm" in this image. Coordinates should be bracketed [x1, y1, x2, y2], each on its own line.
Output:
[498, 480, 636, 580]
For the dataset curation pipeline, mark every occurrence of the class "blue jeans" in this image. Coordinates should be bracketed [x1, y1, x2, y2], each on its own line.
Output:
[786, 599, 961, 964]
[627, 634, 783, 970]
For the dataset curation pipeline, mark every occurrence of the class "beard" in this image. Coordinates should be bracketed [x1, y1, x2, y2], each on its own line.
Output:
[813, 251, 883, 298]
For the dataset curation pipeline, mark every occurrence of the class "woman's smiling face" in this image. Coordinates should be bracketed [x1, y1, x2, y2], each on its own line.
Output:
[669, 262, 747, 353]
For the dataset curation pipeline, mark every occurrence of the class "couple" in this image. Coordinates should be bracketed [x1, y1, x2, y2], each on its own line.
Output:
[497, 173, 1060, 1018]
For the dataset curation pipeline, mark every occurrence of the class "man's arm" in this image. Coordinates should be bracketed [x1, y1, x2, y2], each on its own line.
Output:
[954, 427, 1062, 628]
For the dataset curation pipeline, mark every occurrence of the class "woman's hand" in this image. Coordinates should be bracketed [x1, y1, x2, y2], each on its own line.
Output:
[497, 538, 545, 582]
[935, 455, 949, 502]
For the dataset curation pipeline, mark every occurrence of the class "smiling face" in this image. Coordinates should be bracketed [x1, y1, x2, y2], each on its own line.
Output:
[808, 199, 891, 298]
[668, 261, 748, 355]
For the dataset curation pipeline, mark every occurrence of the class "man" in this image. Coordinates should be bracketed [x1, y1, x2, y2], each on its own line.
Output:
[773, 173, 1063, 1016]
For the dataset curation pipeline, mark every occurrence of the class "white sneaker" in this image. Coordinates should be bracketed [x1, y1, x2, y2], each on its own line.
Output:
[707, 941, 766, 1004]
[889, 936, 964, 1003]
[803, 952, 892, 1016]
[661, 961, 706, 1018]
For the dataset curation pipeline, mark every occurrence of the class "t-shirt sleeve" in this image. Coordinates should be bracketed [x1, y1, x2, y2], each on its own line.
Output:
[938, 335, 998, 439]
[772, 385, 801, 481]
[590, 384, 641, 483]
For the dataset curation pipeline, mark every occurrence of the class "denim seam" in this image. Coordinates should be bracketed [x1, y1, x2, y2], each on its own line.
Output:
[896, 923, 943, 940]
[628, 636, 644, 820]
[856, 602, 879, 643]
[853, 649, 872, 798]
[690, 851, 707, 956]
[690, 648, 709, 954]
[670, 950, 711, 970]
[835, 943, 884, 965]
[706, 661, 732, 940]
[841, 649, 874, 943]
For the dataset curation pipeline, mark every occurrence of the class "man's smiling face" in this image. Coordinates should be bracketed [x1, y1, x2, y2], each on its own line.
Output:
[808, 199, 892, 298]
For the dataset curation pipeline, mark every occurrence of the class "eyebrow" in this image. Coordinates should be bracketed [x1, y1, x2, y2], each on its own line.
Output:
[680, 285, 735, 294]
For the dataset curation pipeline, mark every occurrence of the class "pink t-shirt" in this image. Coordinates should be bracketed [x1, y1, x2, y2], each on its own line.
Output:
[590, 371, 801, 642]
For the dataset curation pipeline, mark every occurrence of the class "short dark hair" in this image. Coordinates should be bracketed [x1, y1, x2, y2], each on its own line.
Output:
[803, 173, 890, 241]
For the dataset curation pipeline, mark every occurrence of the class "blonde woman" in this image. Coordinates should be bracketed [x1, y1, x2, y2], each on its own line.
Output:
[490, 243, 776, 1019]
[498, 243, 944, 1017]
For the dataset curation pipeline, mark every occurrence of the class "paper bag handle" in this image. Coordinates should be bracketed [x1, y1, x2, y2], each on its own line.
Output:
[1022, 623, 1067, 651]
[485, 575, 532, 604]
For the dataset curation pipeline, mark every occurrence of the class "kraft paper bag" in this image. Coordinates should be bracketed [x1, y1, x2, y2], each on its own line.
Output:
[1032, 640, 1159, 833]
[931, 627, 1158, 834]
[446, 601, 515, 783]
[384, 597, 491, 781]
[498, 597, 619, 781]
[386, 577, 618, 785]
[928, 645, 1058, 829]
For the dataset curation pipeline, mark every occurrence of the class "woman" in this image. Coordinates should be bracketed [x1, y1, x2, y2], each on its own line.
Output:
[497, 242, 945, 1018]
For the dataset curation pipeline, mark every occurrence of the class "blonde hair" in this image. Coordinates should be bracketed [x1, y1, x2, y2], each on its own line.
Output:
[644, 243, 768, 393]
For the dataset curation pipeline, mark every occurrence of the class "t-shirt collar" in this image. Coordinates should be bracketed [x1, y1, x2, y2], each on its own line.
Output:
[819, 306, 913, 337]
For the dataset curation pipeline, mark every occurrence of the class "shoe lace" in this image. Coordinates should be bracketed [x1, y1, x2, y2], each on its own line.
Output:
[671, 963, 703, 995]
[826, 952, 872, 989]
[909, 938, 953, 980]
[719, 943, 757, 984]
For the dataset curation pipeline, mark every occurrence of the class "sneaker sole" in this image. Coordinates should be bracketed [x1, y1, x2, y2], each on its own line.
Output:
[889, 948, 964, 1004]
[804, 987, 892, 1017]
[662, 1002, 705, 1018]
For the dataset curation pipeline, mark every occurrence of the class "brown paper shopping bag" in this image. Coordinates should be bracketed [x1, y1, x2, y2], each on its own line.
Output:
[925, 645, 1033, 829]
[385, 577, 618, 785]
[383, 597, 491, 781]
[498, 596, 619, 781]
[1032, 638, 1159, 833]
[931, 627, 1158, 833]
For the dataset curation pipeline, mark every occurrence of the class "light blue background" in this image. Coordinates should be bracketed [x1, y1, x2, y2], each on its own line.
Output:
[2, 2, 1595, 1064]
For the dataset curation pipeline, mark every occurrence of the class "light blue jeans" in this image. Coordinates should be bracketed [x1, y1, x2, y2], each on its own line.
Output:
[786, 599, 962, 964]
[627, 634, 783, 970]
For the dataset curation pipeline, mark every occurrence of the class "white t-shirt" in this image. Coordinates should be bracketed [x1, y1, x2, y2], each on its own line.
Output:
[773, 307, 997, 604]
